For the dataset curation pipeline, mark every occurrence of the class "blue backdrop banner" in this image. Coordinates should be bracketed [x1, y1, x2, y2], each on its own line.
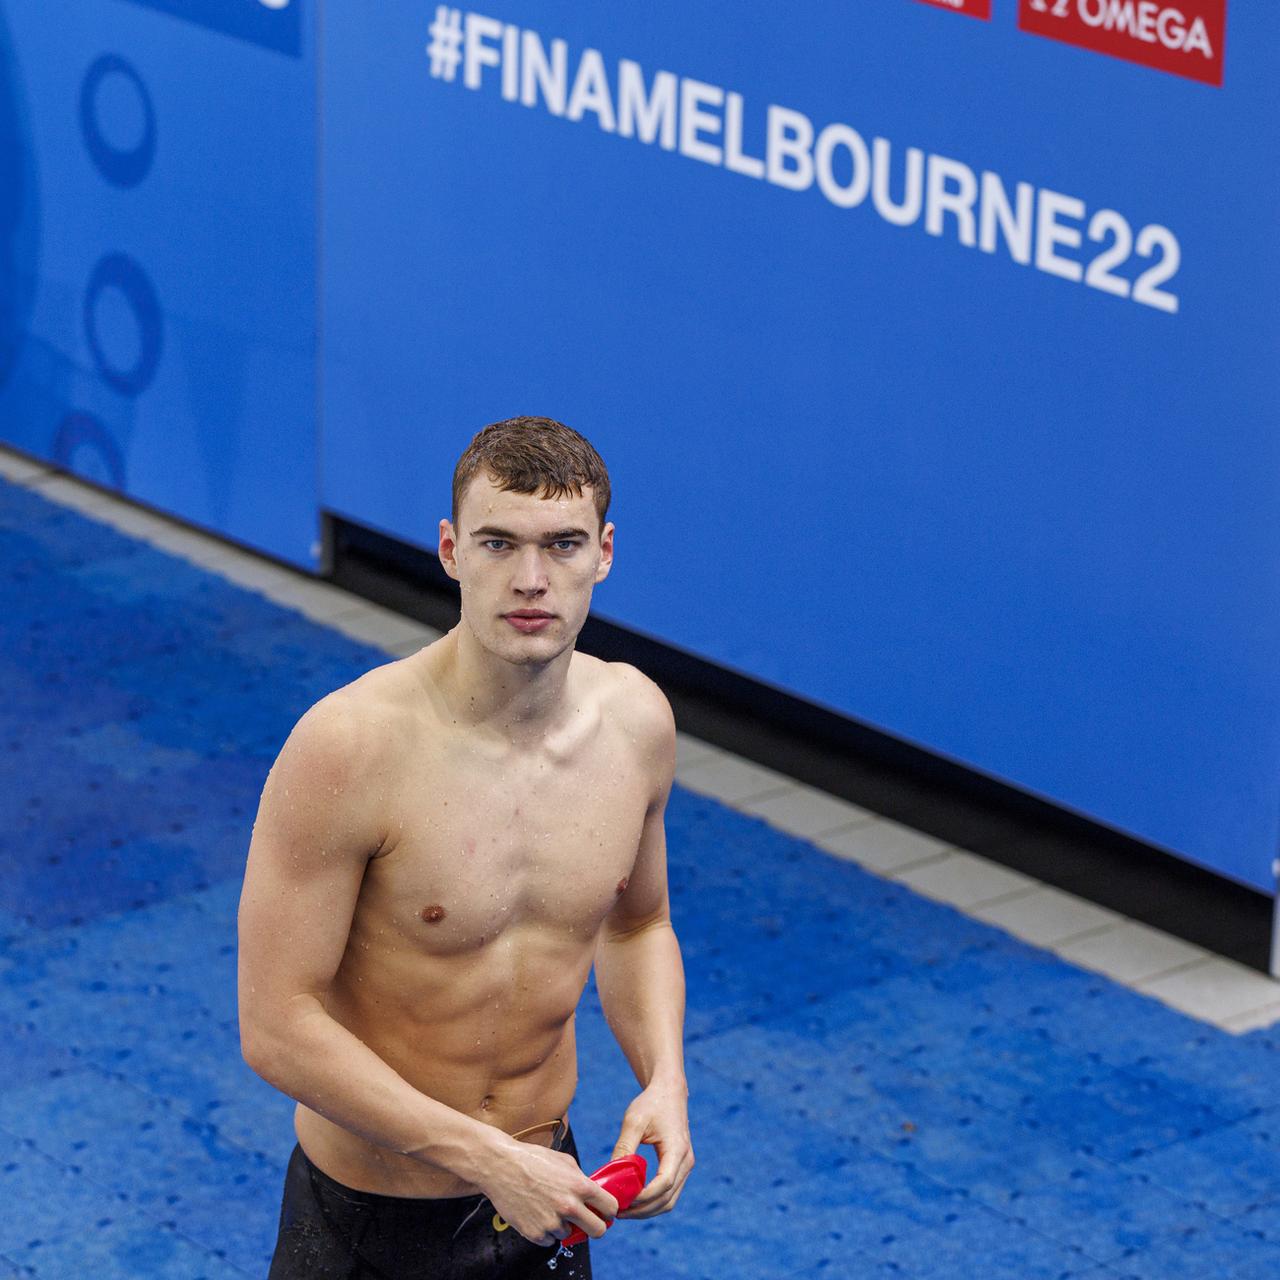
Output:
[320, 1, 1280, 892]
[1, 1, 1275, 894]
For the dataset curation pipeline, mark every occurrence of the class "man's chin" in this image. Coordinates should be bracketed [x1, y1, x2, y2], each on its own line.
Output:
[462, 615, 584, 666]
[498, 632, 572, 665]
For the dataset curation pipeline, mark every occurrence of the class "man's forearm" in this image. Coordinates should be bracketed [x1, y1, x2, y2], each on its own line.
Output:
[594, 920, 687, 1088]
[242, 997, 514, 1181]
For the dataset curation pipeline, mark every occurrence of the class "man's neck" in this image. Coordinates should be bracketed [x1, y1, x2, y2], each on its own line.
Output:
[435, 623, 575, 742]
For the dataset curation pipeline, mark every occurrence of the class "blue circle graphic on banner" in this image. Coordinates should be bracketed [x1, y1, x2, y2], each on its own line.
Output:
[52, 410, 126, 489]
[83, 252, 162, 397]
[79, 54, 155, 189]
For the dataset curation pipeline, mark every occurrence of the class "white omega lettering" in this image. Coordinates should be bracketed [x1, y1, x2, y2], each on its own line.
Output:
[1077, 0, 1210, 52]
[1137, 1, 1158, 42]
[1113, 0, 1138, 35]
[1079, 0, 1132, 34]
[1156, 7, 1185, 46]
[1182, 16, 1213, 55]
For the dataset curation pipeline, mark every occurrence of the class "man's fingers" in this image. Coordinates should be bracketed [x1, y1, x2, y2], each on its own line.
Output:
[621, 1176, 673, 1216]
[619, 1147, 692, 1218]
[621, 1176, 687, 1219]
[566, 1204, 610, 1240]
[619, 1192, 672, 1219]
[620, 1179, 672, 1216]
[610, 1118, 647, 1160]
[583, 1182, 620, 1222]
[633, 1141, 679, 1202]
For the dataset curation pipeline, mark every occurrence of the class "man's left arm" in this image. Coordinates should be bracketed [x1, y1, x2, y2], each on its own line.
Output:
[593, 669, 694, 1219]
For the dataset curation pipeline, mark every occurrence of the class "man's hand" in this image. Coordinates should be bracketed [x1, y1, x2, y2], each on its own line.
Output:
[610, 1078, 694, 1218]
[478, 1138, 620, 1247]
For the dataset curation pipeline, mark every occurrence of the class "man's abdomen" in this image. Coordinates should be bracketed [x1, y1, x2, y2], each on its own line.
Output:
[293, 1008, 578, 1198]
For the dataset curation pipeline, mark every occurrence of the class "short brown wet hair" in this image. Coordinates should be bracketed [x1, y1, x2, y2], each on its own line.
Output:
[452, 416, 611, 530]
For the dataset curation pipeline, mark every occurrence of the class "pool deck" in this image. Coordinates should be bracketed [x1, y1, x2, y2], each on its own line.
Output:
[4, 446, 1280, 1279]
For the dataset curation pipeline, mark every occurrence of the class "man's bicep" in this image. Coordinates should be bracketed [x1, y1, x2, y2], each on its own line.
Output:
[237, 704, 386, 1035]
[605, 671, 678, 936]
[605, 801, 673, 935]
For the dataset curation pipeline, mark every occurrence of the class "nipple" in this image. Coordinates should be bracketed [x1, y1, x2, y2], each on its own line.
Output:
[420, 904, 448, 923]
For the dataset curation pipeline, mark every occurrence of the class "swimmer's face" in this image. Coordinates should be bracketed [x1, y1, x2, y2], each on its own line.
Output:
[438, 473, 613, 666]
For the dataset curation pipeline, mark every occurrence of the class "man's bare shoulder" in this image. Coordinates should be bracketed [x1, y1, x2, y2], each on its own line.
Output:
[287, 655, 422, 771]
[328, 650, 427, 714]
[583, 656, 676, 762]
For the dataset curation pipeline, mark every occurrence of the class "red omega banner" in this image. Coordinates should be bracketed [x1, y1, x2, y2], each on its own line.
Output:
[1018, 0, 1227, 86]
[914, 0, 992, 19]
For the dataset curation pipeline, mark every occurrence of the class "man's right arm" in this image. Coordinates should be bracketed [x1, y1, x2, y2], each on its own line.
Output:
[236, 696, 506, 1181]
[236, 697, 617, 1244]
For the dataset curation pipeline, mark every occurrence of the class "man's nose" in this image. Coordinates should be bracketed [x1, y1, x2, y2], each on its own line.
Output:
[511, 546, 549, 594]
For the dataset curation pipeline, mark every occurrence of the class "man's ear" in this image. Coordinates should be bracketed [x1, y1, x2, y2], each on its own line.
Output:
[594, 521, 615, 584]
[438, 518, 461, 582]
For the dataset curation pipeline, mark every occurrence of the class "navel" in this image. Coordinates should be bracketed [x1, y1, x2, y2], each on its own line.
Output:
[420, 903, 447, 923]
[615, 877, 629, 895]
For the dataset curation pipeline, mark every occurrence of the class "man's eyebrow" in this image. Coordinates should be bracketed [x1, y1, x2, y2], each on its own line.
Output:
[470, 526, 592, 541]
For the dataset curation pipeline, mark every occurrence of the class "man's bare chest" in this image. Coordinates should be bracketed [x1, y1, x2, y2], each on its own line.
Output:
[355, 745, 651, 957]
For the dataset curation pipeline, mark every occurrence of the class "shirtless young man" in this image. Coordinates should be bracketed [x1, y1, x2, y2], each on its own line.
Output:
[238, 417, 693, 1278]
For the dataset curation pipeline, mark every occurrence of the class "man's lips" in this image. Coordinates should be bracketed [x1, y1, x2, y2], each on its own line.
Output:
[503, 610, 555, 632]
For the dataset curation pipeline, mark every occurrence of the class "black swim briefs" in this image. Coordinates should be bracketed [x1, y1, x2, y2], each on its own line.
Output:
[266, 1120, 593, 1279]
